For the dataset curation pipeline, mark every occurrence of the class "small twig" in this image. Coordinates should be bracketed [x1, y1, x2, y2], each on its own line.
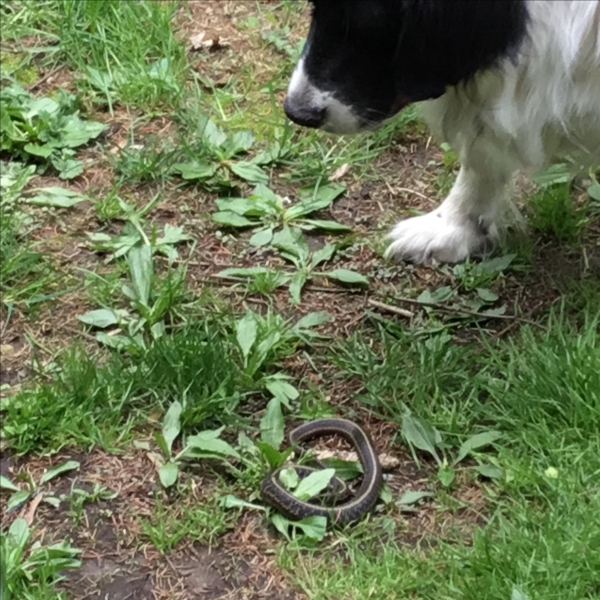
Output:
[27, 66, 63, 92]
[394, 187, 438, 206]
[367, 299, 414, 318]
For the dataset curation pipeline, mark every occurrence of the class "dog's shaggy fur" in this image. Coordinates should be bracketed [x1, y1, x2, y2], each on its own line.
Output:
[284, 0, 600, 264]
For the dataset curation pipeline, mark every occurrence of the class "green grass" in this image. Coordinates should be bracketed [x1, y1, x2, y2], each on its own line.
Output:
[282, 307, 600, 600]
[3, 0, 188, 111]
[1, 1, 599, 597]
[140, 494, 235, 554]
[1, 320, 242, 453]
[528, 182, 590, 242]
[0, 164, 58, 310]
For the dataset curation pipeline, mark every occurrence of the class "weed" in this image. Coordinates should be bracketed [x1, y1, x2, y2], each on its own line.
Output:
[213, 181, 349, 246]
[0, 85, 106, 179]
[528, 182, 589, 241]
[79, 242, 190, 352]
[114, 135, 179, 184]
[141, 494, 234, 554]
[65, 484, 118, 527]
[452, 253, 517, 291]
[0, 162, 57, 309]
[1, 460, 80, 513]
[221, 227, 368, 304]
[54, 0, 188, 110]
[172, 116, 270, 189]
[1, 518, 81, 600]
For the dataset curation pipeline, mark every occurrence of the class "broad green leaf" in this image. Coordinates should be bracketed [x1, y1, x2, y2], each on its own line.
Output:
[96, 332, 134, 351]
[220, 494, 266, 511]
[476, 288, 499, 303]
[8, 518, 31, 549]
[401, 413, 442, 466]
[215, 197, 261, 216]
[455, 431, 502, 464]
[474, 464, 504, 479]
[249, 227, 273, 247]
[289, 271, 308, 304]
[77, 308, 125, 329]
[230, 161, 269, 184]
[43, 496, 62, 508]
[321, 458, 363, 480]
[260, 398, 285, 449]
[156, 224, 189, 246]
[478, 254, 516, 273]
[588, 181, 600, 201]
[483, 306, 507, 317]
[7, 490, 31, 512]
[294, 469, 335, 501]
[162, 401, 182, 455]
[126, 244, 153, 307]
[0, 475, 20, 492]
[272, 226, 310, 263]
[279, 467, 299, 490]
[257, 442, 293, 469]
[25, 187, 85, 208]
[417, 286, 455, 304]
[380, 484, 393, 504]
[23, 142, 53, 158]
[294, 311, 333, 331]
[237, 311, 257, 359]
[265, 379, 299, 408]
[300, 219, 351, 232]
[292, 182, 346, 218]
[310, 244, 336, 268]
[252, 183, 281, 203]
[171, 162, 217, 180]
[159, 462, 179, 488]
[326, 269, 369, 286]
[212, 211, 254, 228]
[56, 159, 84, 180]
[59, 117, 106, 147]
[223, 131, 255, 156]
[270, 513, 292, 540]
[533, 163, 572, 188]
[40, 461, 80, 485]
[247, 331, 282, 376]
[295, 515, 327, 540]
[201, 118, 228, 147]
[397, 491, 434, 506]
[437, 466, 455, 487]
[184, 434, 241, 460]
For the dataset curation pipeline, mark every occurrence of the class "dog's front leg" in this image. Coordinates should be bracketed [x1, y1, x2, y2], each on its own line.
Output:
[385, 163, 513, 265]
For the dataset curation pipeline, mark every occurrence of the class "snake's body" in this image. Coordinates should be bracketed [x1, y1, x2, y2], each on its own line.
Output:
[261, 418, 383, 525]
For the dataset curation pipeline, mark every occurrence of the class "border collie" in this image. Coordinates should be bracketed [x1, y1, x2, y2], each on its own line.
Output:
[284, 0, 600, 264]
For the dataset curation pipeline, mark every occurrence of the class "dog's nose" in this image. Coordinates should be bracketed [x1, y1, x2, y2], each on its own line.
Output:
[284, 98, 326, 129]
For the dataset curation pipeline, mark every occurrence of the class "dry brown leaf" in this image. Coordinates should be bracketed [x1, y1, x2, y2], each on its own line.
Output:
[23, 494, 44, 526]
[331, 163, 350, 181]
[190, 31, 229, 52]
[146, 452, 164, 471]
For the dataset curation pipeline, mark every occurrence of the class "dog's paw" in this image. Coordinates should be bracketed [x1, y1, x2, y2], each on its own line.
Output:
[385, 210, 497, 265]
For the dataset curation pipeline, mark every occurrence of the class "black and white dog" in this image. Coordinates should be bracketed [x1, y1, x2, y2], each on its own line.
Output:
[284, 0, 600, 264]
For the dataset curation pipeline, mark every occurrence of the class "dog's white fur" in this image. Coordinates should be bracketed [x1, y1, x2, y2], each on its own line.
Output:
[289, 0, 600, 264]
[387, 0, 600, 264]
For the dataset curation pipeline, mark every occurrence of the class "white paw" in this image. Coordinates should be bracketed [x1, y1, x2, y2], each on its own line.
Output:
[385, 210, 497, 265]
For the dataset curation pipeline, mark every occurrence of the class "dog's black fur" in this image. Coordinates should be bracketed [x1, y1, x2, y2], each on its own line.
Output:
[303, 0, 529, 124]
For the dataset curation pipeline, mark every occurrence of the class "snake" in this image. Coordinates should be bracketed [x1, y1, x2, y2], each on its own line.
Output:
[261, 418, 383, 525]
